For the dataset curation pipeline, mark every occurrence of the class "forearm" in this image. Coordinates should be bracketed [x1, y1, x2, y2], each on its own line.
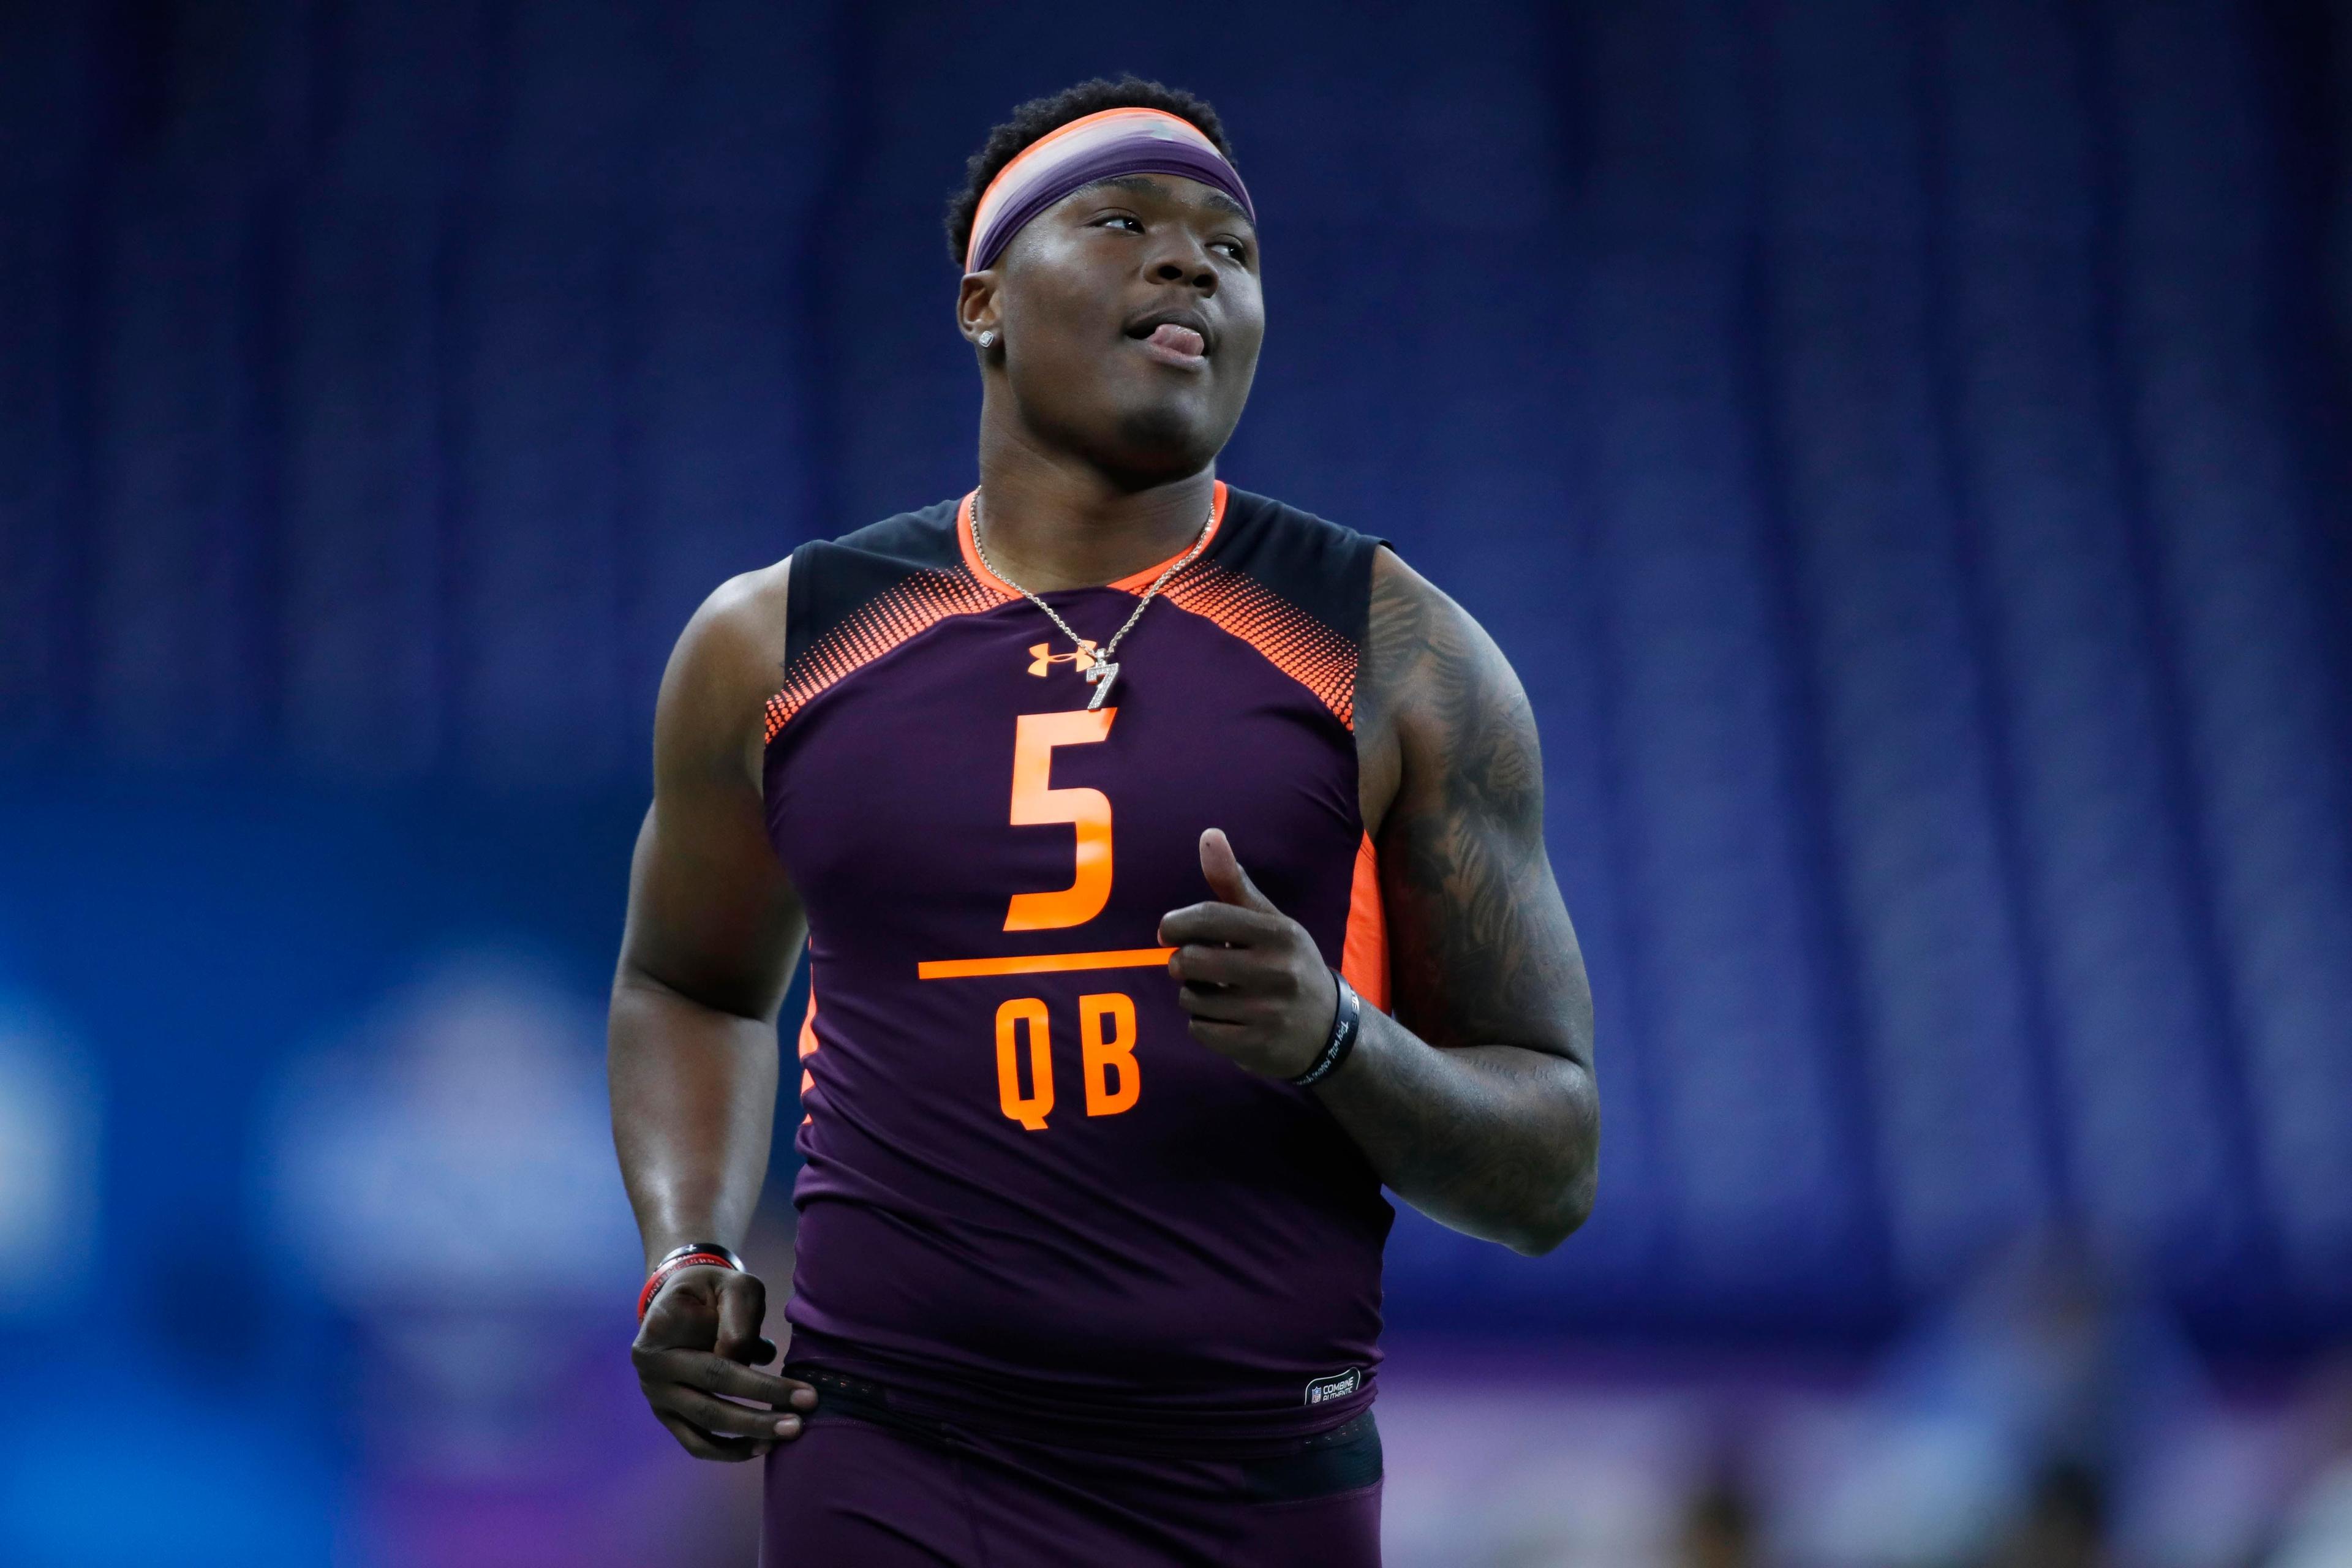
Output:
[609, 970, 782, 1267]
[1313, 1010, 1597, 1255]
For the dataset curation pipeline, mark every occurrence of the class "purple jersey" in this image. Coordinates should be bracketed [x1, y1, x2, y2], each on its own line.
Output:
[763, 484, 1393, 1451]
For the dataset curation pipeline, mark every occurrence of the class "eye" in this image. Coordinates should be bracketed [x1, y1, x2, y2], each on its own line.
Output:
[1213, 238, 1249, 262]
[1094, 213, 1144, 233]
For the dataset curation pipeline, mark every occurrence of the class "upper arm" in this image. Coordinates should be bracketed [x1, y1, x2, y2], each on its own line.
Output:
[1357, 548, 1592, 1063]
[616, 559, 806, 1024]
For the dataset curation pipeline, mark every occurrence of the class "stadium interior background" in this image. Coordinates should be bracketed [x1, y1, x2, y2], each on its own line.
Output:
[5, 1, 2352, 1564]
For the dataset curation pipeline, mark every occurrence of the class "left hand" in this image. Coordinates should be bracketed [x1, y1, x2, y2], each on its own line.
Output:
[631, 1265, 815, 1461]
[1159, 828, 1341, 1080]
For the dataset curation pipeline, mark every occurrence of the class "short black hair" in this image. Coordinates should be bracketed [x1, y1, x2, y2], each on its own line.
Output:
[945, 75, 1238, 266]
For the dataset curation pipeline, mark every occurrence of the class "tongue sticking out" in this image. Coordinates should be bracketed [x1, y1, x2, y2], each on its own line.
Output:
[1147, 322, 1207, 358]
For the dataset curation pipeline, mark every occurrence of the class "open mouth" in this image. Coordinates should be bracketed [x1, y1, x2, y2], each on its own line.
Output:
[1125, 311, 1212, 368]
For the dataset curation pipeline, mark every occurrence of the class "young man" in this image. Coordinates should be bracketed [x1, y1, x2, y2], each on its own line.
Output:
[610, 78, 1597, 1566]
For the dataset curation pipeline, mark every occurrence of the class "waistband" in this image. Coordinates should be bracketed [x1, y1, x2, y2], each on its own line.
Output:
[783, 1329, 1378, 1460]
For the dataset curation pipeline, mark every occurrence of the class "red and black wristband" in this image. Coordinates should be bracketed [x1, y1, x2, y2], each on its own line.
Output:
[636, 1241, 745, 1323]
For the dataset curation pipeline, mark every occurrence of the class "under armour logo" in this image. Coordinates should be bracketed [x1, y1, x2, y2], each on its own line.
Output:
[1027, 640, 1099, 677]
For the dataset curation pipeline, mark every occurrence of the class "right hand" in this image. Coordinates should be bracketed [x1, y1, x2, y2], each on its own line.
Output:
[631, 1265, 818, 1461]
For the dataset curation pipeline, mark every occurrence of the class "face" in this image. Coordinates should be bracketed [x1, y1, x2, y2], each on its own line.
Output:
[960, 173, 1264, 486]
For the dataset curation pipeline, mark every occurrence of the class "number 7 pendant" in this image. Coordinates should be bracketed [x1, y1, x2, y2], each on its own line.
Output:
[1085, 660, 1120, 710]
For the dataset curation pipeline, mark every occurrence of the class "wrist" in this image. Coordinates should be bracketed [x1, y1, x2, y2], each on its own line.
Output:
[645, 1234, 744, 1273]
[1288, 971, 1362, 1088]
[636, 1240, 744, 1322]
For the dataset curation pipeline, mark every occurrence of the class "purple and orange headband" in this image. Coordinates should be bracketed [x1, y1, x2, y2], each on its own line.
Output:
[963, 107, 1256, 274]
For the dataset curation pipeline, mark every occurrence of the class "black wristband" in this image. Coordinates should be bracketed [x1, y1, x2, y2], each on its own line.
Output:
[652, 1241, 744, 1273]
[1289, 971, 1362, 1088]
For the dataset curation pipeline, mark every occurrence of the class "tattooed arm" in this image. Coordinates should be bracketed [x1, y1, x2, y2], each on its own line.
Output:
[1161, 548, 1597, 1254]
[1335, 547, 1597, 1250]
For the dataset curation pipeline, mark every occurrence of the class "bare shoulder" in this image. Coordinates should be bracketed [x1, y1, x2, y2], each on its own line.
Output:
[1358, 549, 1578, 1056]
[677, 556, 793, 690]
[1357, 546, 1544, 840]
[656, 556, 794, 784]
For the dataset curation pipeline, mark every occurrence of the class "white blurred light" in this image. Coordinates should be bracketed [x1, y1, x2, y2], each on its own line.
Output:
[0, 1000, 99, 1308]
[263, 951, 642, 1475]
[2271, 1461, 2352, 1568]
[268, 951, 638, 1309]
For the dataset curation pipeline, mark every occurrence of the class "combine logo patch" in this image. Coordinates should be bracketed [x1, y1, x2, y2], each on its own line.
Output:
[1304, 1368, 1362, 1406]
[1027, 639, 1099, 678]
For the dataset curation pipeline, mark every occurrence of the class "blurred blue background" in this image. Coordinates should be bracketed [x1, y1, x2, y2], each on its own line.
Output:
[4, 1, 2351, 1564]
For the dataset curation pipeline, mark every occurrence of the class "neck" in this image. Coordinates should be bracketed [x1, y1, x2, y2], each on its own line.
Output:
[973, 413, 1216, 594]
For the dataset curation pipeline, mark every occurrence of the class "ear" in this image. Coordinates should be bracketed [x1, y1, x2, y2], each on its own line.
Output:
[957, 272, 1001, 349]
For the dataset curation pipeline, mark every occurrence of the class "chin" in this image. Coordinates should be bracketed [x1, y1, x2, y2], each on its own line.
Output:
[1101, 396, 1231, 478]
[1012, 363, 1247, 484]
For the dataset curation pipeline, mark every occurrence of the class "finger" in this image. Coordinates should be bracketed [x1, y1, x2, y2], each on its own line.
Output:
[692, 1355, 820, 1411]
[1200, 829, 1279, 913]
[641, 1348, 818, 1410]
[663, 1385, 809, 1442]
[1170, 943, 1273, 989]
[1176, 984, 1256, 1023]
[1158, 902, 1281, 948]
[1186, 1016, 1256, 1052]
[655, 1410, 770, 1463]
[714, 1271, 767, 1362]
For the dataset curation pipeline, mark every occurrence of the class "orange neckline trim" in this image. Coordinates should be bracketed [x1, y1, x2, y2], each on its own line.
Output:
[957, 481, 1227, 596]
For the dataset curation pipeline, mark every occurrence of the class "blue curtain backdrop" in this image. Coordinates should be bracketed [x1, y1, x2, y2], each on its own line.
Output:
[2, 0, 2350, 1349]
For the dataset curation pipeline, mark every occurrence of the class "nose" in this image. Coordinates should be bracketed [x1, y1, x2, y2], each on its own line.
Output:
[1145, 231, 1218, 295]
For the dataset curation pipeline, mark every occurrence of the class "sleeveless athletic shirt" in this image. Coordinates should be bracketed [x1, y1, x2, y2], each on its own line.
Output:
[763, 483, 1394, 1454]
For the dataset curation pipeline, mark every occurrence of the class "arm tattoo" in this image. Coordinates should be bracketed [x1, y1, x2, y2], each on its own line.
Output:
[1319, 551, 1597, 1252]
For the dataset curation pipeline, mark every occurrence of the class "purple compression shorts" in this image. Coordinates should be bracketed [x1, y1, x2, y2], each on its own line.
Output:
[760, 1370, 1382, 1567]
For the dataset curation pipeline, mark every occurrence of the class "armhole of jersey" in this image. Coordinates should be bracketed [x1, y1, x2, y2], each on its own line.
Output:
[1340, 535, 1390, 1012]
[782, 540, 817, 676]
[1345, 537, 1387, 741]
[1341, 830, 1390, 1013]
[763, 544, 815, 748]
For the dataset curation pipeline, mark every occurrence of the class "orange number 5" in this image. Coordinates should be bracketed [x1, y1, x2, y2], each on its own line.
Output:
[1005, 709, 1116, 931]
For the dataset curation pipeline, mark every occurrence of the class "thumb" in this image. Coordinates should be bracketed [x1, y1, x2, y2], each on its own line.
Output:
[1199, 828, 1278, 913]
[714, 1270, 768, 1363]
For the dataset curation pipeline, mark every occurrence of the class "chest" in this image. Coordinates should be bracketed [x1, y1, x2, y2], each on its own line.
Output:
[765, 593, 1363, 962]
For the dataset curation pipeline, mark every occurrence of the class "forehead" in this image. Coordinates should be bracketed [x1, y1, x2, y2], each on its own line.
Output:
[1050, 172, 1254, 226]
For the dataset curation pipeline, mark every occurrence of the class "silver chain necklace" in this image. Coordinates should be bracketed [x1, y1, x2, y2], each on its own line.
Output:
[970, 489, 1214, 710]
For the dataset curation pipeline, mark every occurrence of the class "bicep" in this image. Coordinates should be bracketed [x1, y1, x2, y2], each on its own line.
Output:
[1369, 559, 1590, 1063]
[617, 571, 805, 1023]
[621, 796, 802, 1025]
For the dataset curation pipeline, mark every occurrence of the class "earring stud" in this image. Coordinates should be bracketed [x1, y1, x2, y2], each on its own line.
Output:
[977, 330, 998, 349]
